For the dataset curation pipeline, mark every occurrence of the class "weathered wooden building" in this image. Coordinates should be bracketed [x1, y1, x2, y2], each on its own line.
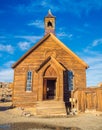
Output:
[12, 10, 102, 115]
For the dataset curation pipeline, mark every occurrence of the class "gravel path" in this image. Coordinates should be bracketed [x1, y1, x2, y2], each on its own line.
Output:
[0, 102, 102, 130]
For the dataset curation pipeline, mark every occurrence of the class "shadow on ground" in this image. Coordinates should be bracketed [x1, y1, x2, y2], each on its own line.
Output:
[0, 101, 13, 111]
[0, 122, 82, 130]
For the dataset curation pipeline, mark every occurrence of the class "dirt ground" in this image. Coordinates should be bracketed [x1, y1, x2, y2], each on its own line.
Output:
[0, 102, 102, 130]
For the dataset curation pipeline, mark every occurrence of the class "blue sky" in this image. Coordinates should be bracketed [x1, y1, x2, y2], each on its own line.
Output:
[0, 0, 102, 86]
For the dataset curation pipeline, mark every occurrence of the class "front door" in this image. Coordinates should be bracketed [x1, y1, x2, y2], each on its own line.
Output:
[43, 79, 56, 100]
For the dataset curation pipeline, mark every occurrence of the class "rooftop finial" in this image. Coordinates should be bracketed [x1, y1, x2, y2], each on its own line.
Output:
[46, 9, 55, 18]
[48, 9, 52, 15]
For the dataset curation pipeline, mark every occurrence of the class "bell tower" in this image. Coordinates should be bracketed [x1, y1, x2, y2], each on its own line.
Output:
[44, 10, 55, 35]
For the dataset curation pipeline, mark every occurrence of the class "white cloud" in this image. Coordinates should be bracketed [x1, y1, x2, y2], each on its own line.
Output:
[83, 38, 102, 54]
[41, 1, 47, 6]
[80, 37, 102, 87]
[14, 1, 45, 14]
[83, 53, 102, 64]
[57, 27, 73, 39]
[74, 26, 90, 34]
[78, 37, 102, 87]
[57, 32, 68, 37]
[14, 0, 102, 16]
[18, 41, 31, 51]
[81, 52, 102, 87]
[14, 0, 59, 14]
[68, 34, 73, 38]
[0, 69, 13, 82]
[58, 0, 102, 16]
[17, 35, 43, 51]
[87, 68, 102, 87]
[28, 20, 44, 29]
[57, 32, 73, 39]
[15, 35, 42, 43]
[0, 44, 14, 54]
[40, 0, 59, 12]
[4, 61, 15, 68]
[92, 39, 102, 47]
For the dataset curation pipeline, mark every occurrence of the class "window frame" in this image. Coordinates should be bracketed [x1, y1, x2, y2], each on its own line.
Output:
[26, 71, 33, 92]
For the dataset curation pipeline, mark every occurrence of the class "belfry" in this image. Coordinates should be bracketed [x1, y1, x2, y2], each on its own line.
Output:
[44, 10, 55, 35]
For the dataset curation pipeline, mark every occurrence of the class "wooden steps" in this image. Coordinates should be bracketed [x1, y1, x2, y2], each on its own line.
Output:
[36, 100, 66, 116]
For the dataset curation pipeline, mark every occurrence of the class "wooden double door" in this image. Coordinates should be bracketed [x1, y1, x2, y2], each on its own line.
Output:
[43, 78, 56, 100]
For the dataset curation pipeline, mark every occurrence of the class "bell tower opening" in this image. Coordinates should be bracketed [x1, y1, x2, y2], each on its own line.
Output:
[47, 21, 53, 27]
[44, 9, 55, 35]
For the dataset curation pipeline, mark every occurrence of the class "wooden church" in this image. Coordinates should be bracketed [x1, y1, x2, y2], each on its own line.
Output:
[12, 10, 102, 115]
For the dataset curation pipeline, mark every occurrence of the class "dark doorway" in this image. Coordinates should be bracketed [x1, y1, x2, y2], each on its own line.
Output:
[43, 79, 56, 100]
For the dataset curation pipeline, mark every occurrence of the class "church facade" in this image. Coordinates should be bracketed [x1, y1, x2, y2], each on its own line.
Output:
[12, 11, 102, 115]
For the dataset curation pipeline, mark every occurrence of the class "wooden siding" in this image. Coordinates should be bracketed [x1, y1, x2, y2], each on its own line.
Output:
[13, 35, 87, 114]
[73, 87, 102, 112]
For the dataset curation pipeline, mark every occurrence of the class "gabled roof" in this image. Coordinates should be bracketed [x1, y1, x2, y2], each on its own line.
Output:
[36, 56, 66, 72]
[12, 33, 89, 69]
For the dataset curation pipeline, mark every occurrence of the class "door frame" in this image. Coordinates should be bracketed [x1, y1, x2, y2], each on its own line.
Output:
[43, 77, 57, 100]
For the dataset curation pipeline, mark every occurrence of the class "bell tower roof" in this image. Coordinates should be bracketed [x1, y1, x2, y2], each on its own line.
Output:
[46, 9, 55, 18]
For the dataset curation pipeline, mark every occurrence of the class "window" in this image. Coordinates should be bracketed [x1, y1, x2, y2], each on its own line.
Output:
[26, 71, 32, 91]
[68, 70, 74, 91]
